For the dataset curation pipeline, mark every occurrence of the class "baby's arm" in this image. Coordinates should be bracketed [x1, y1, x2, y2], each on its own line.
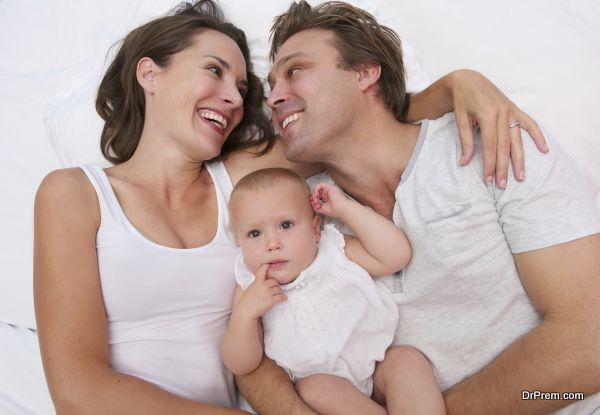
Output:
[311, 183, 411, 277]
[221, 264, 286, 376]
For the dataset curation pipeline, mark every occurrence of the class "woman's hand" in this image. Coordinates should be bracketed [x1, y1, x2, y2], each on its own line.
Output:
[449, 69, 548, 187]
[406, 69, 548, 189]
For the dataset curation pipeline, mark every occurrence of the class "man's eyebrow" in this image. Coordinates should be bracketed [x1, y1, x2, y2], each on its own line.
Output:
[267, 52, 306, 86]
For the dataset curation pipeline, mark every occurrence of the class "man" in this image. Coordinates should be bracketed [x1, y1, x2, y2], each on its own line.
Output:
[236, 2, 600, 414]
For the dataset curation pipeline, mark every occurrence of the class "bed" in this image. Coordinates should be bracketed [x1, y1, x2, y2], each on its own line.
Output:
[0, 0, 598, 413]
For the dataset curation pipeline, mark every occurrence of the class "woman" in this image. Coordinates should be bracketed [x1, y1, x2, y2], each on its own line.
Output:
[33, 1, 543, 414]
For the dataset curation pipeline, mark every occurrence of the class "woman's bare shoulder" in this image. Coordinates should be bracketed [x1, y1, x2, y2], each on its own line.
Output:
[35, 167, 99, 221]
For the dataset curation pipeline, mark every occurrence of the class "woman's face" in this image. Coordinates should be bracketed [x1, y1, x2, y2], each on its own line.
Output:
[148, 29, 248, 160]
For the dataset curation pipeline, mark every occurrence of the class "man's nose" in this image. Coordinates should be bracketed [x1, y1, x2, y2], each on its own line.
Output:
[266, 82, 287, 109]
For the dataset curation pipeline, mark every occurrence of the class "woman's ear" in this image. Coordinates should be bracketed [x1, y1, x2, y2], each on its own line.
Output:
[356, 62, 381, 93]
[136, 57, 158, 93]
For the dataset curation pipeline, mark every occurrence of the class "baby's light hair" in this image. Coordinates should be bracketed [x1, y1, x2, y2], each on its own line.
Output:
[229, 168, 311, 232]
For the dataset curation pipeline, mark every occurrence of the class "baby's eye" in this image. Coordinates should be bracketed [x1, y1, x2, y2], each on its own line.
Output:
[280, 221, 294, 230]
[248, 229, 261, 238]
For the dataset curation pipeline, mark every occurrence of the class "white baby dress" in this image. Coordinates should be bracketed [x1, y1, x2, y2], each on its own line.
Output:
[235, 225, 399, 395]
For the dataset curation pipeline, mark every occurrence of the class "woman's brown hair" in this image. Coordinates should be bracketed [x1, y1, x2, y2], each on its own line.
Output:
[96, 0, 274, 164]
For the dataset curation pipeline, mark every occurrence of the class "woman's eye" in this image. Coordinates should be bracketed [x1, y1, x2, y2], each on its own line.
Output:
[280, 221, 293, 230]
[287, 67, 299, 78]
[207, 64, 222, 77]
[248, 230, 261, 238]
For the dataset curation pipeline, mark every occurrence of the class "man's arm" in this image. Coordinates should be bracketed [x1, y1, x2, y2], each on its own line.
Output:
[235, 356, 317, 415]
[444, 234, 600, 415]
[405, 69, 547, 188]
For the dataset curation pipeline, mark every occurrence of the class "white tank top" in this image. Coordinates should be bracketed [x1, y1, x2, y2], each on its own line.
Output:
[80, 162, 237, 407]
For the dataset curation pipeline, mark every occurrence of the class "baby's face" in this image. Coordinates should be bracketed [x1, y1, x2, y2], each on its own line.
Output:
[231, 181, 320, 285]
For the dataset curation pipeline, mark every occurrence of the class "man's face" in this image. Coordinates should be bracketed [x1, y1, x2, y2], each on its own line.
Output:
[267, 29, 360, 163]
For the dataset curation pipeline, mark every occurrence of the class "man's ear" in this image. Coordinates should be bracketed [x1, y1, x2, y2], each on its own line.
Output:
[312, 214, 322, 242]
[356, 62, 381, 93]
[136, 57, 159, 93]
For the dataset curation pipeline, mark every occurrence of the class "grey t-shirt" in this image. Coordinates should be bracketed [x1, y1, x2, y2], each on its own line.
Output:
[309, 113, 600, 414]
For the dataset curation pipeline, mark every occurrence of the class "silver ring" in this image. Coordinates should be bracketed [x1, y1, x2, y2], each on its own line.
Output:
[508, 121, 520, 129]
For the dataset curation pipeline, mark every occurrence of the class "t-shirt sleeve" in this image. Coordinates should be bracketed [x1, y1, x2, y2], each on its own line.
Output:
[495, 128, 600, 253]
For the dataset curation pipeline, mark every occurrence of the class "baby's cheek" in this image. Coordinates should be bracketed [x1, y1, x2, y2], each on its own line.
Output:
[247, 258, 262, 276]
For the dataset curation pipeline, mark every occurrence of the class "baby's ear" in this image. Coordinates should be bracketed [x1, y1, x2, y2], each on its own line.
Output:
[312, 214, 321, 241]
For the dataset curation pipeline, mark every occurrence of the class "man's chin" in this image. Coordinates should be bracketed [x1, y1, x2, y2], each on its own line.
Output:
[283, 143, 309, 164]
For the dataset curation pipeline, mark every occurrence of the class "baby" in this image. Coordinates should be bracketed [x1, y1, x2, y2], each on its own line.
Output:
[221, 168, 444, 415]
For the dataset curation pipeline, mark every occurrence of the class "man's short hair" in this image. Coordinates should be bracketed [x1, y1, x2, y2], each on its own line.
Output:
[270, 0, 408, 120]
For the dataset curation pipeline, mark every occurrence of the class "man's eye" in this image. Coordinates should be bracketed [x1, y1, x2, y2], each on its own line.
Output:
[207, 64, 222, 76]
[248, 230, 261, 238]
[280, 221, 294, 230]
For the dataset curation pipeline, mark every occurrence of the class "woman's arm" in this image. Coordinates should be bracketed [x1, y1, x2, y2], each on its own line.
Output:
[311, 183, 411, 277]
[406, 69, 548, 188]
[34, 169, 247, 415]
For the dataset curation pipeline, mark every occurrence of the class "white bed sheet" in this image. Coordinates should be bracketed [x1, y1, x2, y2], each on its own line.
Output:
[0, 1, 599, 413]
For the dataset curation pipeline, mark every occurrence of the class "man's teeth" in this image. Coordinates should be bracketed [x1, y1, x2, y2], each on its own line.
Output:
[282, 113, 300, 130]
[199, 110, 228, 129]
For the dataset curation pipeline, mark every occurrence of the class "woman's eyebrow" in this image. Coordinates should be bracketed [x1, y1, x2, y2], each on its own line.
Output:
[204, 55, 230, 69]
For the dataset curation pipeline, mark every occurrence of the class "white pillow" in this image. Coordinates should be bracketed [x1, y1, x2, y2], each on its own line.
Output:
[45, 80, 111, 168]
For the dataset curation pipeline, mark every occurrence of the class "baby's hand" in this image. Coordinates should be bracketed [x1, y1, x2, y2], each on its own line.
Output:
[237, 264, 286, 319]
[310, 182, 350, 219]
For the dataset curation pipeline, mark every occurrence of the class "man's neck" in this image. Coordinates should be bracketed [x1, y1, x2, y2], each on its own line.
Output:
[323, 116, 422, 219]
